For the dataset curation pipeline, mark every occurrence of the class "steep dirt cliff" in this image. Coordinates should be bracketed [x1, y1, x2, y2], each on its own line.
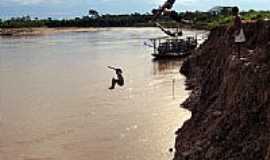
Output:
[174, 21, 270, 160]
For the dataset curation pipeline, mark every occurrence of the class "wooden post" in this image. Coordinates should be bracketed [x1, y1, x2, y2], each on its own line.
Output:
[153, 39, 156, 54]
[172, 79, 175, 99]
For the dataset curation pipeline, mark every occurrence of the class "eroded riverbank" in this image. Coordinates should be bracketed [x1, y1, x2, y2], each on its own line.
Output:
[174, 21, 270, 160]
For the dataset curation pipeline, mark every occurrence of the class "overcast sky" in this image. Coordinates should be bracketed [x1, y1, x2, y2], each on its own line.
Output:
[0, 0, 269, 19]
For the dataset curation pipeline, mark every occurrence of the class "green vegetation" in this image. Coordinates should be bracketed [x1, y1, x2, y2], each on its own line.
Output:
[202, 10, 270, 29]
[242, 10, 270, 20]
[0, 16, 46, 28]
[176, 9, 270, 29]
[0, 9, 269, 29]
[0, 11, 159, 28]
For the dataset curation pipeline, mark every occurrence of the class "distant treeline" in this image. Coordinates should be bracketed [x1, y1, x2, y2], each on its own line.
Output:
[0, 12, 163, 28]
[1, 9, 270, 29]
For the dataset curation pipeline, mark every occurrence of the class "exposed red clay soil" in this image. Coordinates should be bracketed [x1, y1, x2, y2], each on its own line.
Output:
[175, 21, 270, 160]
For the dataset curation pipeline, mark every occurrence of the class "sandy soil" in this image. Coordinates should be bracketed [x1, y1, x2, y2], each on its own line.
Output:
[0, 27, 101, 36]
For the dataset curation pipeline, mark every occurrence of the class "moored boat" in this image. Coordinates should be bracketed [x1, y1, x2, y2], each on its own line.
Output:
[148, 35, 197, 59]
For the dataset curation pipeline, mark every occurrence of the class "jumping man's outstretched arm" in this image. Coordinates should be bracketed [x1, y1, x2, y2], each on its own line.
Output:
[107, 66, 117, 70]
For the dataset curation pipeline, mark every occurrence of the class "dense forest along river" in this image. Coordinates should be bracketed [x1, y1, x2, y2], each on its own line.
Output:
[0, 28, 205, 160]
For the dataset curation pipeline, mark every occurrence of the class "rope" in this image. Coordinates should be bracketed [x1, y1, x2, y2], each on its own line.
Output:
[155, 22, 183, 37]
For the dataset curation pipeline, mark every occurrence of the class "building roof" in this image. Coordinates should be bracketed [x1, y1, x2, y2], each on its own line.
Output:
[209, 6, 234, 12]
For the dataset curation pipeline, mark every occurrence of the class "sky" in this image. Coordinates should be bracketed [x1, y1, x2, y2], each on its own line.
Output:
[0, 0, 269, 19]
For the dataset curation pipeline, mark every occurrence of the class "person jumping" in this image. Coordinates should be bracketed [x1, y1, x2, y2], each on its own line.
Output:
[108, 66, 124, 90]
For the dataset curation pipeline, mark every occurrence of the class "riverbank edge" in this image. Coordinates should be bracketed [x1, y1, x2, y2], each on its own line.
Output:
[0, 27, 105, 36]
[174, 21, 270, 160]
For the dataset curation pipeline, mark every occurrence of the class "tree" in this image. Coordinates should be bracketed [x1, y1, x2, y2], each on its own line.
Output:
[89, 9, 99, 19]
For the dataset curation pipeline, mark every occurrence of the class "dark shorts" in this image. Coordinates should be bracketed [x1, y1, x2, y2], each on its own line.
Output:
[118, 80, 124, 86]
[113, 78, 124, 86]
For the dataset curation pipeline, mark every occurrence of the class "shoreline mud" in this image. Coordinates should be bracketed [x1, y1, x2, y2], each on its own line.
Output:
[0, 27, 101, 36]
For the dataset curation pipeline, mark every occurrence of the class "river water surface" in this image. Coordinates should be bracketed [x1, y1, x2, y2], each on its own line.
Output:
[0, 28, 198, 160]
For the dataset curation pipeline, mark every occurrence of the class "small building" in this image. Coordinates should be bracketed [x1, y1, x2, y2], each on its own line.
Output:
[209, 6, 235, 16]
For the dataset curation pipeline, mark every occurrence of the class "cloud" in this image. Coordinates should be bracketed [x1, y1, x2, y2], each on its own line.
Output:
[1, 0, 269, 18]
[98, 0, 163, 5]
[177, 0, 198, 4]
[98, 0, 198, 8]
[6, 0, 63, 5]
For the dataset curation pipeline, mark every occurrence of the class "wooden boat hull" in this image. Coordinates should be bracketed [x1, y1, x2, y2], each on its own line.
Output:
[152, 52, 191, 59]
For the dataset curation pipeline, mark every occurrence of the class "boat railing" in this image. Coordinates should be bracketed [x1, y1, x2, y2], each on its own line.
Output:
[151, 35, 197, 53]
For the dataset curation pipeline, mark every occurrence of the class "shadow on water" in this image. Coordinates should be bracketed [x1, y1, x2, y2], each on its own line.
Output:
[152, 59, 184, 75]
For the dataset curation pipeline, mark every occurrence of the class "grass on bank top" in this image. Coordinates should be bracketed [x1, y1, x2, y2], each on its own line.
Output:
[205, 10, 270, 29]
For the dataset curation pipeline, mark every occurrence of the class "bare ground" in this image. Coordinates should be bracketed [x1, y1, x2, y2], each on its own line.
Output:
[0, 27, 101, 36]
